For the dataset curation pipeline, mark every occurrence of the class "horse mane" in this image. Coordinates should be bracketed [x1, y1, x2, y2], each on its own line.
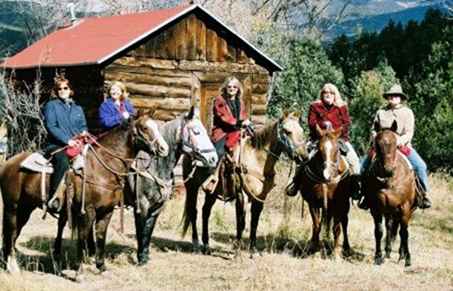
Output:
[251, 121, 277, 149]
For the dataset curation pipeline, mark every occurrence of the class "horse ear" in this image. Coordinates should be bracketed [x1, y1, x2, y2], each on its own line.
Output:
[390, 120, 398, 132]
[289, 111, 301, 119]
[185, 106, 199, 120]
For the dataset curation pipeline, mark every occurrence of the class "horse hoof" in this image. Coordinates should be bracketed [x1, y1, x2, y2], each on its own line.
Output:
[374, 256, 384, 265]
[405, 259, 411, 267]
[385, 252, 391, 259]
[201, 245, 211, 255]
[6, 257, 20, 273]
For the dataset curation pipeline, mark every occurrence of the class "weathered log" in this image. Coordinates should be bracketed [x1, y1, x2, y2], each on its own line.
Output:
[253, 73, 271, 84]
[175, 19, 188, 60]
[125, 82, 191, 99]
[177, 60, 268, 74]
[186, 14, 198, 61]
[131, 97, 191, 111]
[206, 29, 218, 61]
[196, 17, 206, 61]
[252, 83, 269, 95]
[106, 63, 189, 78]
[251, 114, 266, 125]
[217, 37, 228, 62]
[105, 71, 192, 89]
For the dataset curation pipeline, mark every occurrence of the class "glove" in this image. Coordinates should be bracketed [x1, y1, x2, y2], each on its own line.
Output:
[122, 111, 130, 119]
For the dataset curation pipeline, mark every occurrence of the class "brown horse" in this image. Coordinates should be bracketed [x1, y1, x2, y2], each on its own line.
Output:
[294, 126, 353, 258]
[0, 113, 169, 273]
[182, 112, 306, 255]
[362, 121, 417, 267]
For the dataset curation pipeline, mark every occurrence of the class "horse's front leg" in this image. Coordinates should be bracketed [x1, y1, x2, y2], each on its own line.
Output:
[201, 191, 217, 255]
[75, 207, 95, 275]
[308, 205, 322, 254]
[234, 191, 246, 253]
[134, 204, 161, 265]
[384, 216, 398, 259]
[332, 215, 342, 259]
[94, 210, 114, 272]
[372, 212, 384, 265]
[399, 214, 411, 267]
[249, 199, 263, 257]
[185, 181, 200, 251]
[53, 211, 67, 275]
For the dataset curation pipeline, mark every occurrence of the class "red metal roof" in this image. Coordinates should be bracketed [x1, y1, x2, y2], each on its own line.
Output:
[2, 4, 191, 69]
[2, 4, 281, 72]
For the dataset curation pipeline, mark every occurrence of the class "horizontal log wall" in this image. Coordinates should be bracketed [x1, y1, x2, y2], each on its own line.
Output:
[105, 57, 270, 123]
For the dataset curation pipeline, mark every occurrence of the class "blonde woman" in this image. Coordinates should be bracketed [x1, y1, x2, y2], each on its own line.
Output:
[99, 81, 136, 129]
[286, 83, 361, 197]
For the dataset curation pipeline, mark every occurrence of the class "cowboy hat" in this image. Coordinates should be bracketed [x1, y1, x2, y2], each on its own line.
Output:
[383, 84, 407, 100]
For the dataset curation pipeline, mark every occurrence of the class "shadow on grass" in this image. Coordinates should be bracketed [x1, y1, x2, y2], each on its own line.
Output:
[208, 231, 367, 262]
[18, 235, 135, 274]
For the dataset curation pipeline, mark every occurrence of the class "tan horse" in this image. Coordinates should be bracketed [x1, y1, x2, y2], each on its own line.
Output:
[294, 126, 353, 258]
[0, 113, 168, 273]
[182, 112, 306, 255]
[362, 121, 417, 267]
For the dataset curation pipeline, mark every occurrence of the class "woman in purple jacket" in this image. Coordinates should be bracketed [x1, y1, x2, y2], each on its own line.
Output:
[99, 81, 136, 129]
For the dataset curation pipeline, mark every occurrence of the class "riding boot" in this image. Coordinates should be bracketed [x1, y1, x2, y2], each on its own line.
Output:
[357, 175, 369, 210]
[358, 196, 369, 210]
[47, 176, 66, 212]
[202, 161, 221, 194]
[418, 192, 432, 209]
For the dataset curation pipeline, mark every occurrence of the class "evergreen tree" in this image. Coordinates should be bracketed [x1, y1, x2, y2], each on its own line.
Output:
[268, 39, 344, 120]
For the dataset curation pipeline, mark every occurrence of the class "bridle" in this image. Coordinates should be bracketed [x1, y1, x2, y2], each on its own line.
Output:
[181, 119, 216, 166]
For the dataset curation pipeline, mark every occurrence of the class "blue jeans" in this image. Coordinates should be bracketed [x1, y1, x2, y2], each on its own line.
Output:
[406, 148, 430, 193]
[360, 148, 429, 193]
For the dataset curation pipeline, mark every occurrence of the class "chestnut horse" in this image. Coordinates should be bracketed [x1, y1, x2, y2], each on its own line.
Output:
[362, 121, 417, 267]
[182, 112, 306, 255]
[0, 113, 168, 273]
[126, 108, 217, 265]
[294, 126, 353, 258]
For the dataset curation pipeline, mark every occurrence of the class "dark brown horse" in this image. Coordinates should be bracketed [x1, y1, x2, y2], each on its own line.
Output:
[126, 108, 217, 265]
[362, 121, 417, 267]
[294, 126, 353, 258]
[0, 113, 168, 273]
[182, 112, 306, 255]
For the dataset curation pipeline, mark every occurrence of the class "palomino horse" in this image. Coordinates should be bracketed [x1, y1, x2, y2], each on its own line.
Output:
[294, 126, 353, 258]
[0, 113, 168, 273]
[126, 107, 217, 265]
[362, 121, 417, 267]
[182, 112, 306, 255]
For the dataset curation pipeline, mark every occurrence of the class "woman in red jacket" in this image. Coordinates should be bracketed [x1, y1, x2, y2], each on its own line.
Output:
[203, 76, 250, 193]
[286, 83, 360, 197]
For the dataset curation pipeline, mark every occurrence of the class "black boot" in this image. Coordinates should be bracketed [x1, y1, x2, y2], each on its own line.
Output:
[418, 193, 432, 209]
[350, 174, 361, 200]
[285, 181, 299, 197]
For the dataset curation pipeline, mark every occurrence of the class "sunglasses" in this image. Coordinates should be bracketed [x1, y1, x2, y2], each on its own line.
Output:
[227, 85, 238, 89]
[58, 87, 70, 91]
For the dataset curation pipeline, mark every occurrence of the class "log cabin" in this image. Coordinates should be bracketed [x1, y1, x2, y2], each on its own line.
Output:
[2, 3, 281, 131]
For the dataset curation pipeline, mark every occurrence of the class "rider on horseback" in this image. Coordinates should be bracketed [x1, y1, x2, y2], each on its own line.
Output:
[286, 83, 361, 197]
[202, 76, 252, 193]
[359, 84, 432, 209]
[43, 76, 88, 212]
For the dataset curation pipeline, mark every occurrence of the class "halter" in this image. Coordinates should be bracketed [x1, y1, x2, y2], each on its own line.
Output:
[181, 118, 216, 166]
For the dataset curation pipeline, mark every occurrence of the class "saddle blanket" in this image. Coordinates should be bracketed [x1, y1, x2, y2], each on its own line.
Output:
[20, 152, 87, 173]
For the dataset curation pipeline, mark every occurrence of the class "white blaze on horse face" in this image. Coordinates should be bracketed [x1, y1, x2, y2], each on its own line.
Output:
[185, 119, 218, 167]
[323, 139, 333, 180]
[145, 119, 169, 157]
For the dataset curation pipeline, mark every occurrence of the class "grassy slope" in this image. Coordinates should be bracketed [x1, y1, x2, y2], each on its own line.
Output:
[0, 162, 452, 291]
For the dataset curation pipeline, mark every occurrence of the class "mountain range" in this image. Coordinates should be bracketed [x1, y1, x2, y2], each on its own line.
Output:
[0, 0, 451, 58]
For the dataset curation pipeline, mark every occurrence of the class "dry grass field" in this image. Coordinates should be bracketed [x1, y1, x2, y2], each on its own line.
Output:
[0, 162, 452, 291]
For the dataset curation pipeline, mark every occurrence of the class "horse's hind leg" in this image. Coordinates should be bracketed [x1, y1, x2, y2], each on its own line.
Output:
[94, 211, 114, 272]
[201, 191, 216, 254]
[75, 208, 95, 274]
[332, 215, 342, 259]
[249, 199, 264, 257]
[134, 204, 162, 266]
[2, 203, 34, 272]
[340, 214, 352, 257]
[185, 181, 201, 251]
[372, 212, 384, 265]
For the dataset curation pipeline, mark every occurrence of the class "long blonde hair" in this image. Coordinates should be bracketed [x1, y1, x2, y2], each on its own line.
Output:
[320, 83, 346, 107]
[109, 81, 129, 101]
[220, 76, 243, 100]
